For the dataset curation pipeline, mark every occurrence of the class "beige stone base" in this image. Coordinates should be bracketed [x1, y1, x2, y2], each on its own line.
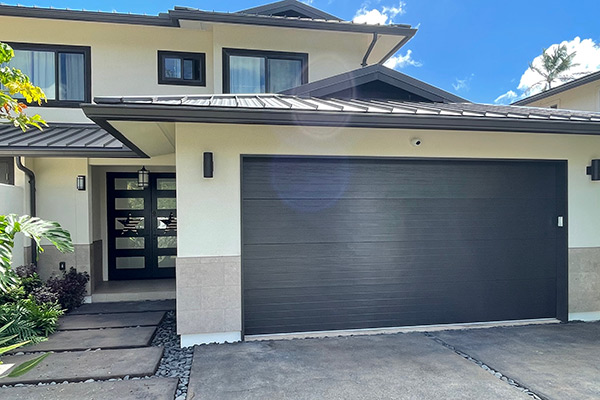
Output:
[569, 247, 600, 314]
[176, 256, 241, 340]
[37, 243, 93, 294]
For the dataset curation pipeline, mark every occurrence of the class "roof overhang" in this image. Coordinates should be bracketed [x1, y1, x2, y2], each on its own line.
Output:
[82, 96, 600, 141]
[0, 123, 139, 158]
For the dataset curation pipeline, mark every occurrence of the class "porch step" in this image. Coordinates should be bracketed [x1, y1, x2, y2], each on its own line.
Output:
[19, 326, 157, 353]
[2, 377, 178, 400]
[91, 279, 176, 303]
[58, 311, 166, 330]
[71, 300, 175, 315]
[0, 347, 163, 385]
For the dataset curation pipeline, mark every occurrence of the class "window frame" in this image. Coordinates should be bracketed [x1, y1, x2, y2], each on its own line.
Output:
[158, 51, 206, 87]
[222, 48, 308, 94]
[0, 157, 14, 185]
[5, 42, 91, 108]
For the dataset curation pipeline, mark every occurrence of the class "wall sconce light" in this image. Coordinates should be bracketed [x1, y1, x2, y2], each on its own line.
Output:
[138, 166, 150, 188]
[587, 160, 600, 181]
[203, 152, 214, 178]
[76, 175, 86, 191]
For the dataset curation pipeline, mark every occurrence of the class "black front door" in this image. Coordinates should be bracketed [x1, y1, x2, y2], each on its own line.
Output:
[107, 172, 177, 280]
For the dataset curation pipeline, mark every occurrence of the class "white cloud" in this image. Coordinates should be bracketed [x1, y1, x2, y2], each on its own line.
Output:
[518, 37, 600, 96]
[383, 49, 422, 69]
[353, 1, 406, 25]
[301, 0, 314, 4]
[491, 37, 600, 104]
[494, 90, 518, 105]
[452, 74, 474, 92]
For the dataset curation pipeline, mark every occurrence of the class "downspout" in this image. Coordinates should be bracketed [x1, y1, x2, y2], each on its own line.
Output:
[15, 156, 37, 265]
[361, 33, 379, 67]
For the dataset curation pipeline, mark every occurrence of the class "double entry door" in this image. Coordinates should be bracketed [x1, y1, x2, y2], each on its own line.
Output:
[107, 172, 177, 280]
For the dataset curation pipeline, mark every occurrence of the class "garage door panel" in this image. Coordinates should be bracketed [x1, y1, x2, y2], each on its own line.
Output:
[242, 159, 557, 200]
[244, 279, 557, 335]
[242, 157, 564, 335]
[243, 239, 556, 286]
[243, 199, 556, 244]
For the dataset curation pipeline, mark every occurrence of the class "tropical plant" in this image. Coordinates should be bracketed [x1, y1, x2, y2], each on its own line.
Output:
[0, 42, 47, 131]
[0, 298, 63, 345]
[0, 321, 50, 378]
[46, 267, 90, 312]
[0, 214, 73, 292]
[528, 44, 582, 92]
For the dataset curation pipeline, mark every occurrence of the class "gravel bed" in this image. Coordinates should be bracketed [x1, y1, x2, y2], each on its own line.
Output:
[151, 311, 194, 400]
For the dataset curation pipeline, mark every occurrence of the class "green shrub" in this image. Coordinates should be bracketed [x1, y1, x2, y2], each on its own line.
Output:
[0, 297, 63, 346]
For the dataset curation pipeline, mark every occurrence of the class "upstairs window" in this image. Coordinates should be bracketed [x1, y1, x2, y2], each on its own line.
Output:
[158, 51, 206, 86]
[4, 43, 91, 106]
[223, 48, 308, 94]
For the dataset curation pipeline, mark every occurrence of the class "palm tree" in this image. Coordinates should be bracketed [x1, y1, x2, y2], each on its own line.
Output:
[528, 45, 581, 92]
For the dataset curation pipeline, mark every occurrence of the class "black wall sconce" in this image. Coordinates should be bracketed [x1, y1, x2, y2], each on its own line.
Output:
[204, 152, 214, 178]
[138, 166, 149, 188]
[76, 175, 86, 191]
[587, 160, 600, 180]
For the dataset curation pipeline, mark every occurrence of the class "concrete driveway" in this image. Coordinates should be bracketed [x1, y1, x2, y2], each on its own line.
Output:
[187, 322, 600, 400]
[187, 332, 531, 399]
[435, 322, 600, 400]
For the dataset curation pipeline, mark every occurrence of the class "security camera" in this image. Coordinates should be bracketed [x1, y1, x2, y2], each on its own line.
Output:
[411, 138, 422, 147]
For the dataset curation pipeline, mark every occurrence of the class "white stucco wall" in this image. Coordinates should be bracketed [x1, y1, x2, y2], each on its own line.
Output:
[176, 123, 600, 256]
[32, 158, 91, 245]
[0, 183, 25, 267]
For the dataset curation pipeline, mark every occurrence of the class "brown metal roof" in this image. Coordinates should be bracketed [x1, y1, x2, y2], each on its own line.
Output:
[83, 94, 600, 138]
[93, 94, 600, 123]
[0, 123, 137, 157]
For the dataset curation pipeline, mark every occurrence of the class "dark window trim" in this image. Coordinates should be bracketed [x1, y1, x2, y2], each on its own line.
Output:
[0, 157, 14, 185]
[222, 48, 308, 93]
[158, 50, 206, 87]
[6, 42, 91, 108]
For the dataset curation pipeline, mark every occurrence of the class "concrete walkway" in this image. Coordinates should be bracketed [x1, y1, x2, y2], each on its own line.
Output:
[0, 300, 177, 399]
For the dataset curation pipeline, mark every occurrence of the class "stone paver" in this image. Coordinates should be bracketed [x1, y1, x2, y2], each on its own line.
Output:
[58, 311, 165, 330]
[1, 377, 179, 400]
[21, 326, 157, 352]
[434, 322, 600, 400]
[70, 300, 175, 315]
[1, 347, 163, 385]
[187, 333, 530, 400]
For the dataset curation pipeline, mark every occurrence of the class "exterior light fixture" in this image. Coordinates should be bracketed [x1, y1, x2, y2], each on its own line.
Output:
[587, 160, 600, 181]
[76, 175, 86, 191]
[138, 166, 150, 188]
[203, 152, 214, 178]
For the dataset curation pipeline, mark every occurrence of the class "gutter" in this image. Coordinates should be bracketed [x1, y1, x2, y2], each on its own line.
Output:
[361, 33, 378, 67]
[15, 157, 37, 265]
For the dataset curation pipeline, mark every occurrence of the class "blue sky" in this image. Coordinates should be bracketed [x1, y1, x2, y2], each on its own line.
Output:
[6, 0, 600, 104]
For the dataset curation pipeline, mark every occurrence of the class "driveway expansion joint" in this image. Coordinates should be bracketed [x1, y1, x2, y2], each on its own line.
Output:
[424, 332, 547, 400]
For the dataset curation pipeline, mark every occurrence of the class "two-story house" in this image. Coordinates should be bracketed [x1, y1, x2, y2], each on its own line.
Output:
[2, 0, 600, 347]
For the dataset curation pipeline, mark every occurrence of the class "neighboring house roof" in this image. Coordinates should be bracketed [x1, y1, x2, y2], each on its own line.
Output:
[239, 0, 342, 21]
[0, 3, 415, 36]
[0, 124, 137, 157]
[512, 70, 600, 106]
[282, 64, 468, 103]
[83, 94, 600, 139]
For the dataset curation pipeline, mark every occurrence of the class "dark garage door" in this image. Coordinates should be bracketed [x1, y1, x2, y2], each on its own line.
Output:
[242, 157, 567, 336]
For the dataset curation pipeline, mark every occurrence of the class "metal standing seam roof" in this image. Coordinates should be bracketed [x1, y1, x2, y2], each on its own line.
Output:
[83, 94, 600, 137]
[0, 123, 137, 157]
